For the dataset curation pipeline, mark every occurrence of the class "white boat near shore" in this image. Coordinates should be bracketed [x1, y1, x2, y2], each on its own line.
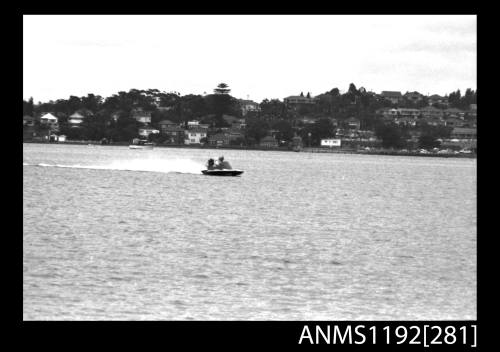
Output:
[129, 138, 154, 149]
[129, 144, 154, 149]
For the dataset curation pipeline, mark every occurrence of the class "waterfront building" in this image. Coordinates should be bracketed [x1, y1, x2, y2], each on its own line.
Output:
[291, 135, 303, 148]
[320, 138, 341, 147]
[208, 133, 230, 146]
[162, 126, 185, 144]
[184, 128, 207, 145]
[259, 135, 279, 148]
[228, 128, 245, 143]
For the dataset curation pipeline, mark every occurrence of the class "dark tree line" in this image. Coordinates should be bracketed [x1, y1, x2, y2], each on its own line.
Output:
[23, 83, 476, 145]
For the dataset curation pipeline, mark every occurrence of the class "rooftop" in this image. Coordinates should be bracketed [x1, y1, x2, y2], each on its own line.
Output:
[158, 119, 177, 125]
[381, 91, 402, 97]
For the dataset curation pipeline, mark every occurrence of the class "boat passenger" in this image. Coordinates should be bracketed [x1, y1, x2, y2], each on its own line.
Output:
[207, 158, 215, 170]
[215, 156, 232, 170]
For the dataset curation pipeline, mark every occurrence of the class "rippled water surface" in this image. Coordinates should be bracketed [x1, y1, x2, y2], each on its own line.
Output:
[23, 143, 476, 320]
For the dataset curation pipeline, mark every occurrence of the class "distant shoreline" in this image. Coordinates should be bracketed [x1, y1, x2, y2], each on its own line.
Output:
[23, 140, 476, 159]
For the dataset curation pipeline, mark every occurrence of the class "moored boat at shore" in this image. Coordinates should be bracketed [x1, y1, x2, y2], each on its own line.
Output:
[129, 138, 154, 149]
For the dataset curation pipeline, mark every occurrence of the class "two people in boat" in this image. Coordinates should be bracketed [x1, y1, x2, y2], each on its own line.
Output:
[207, 156, 232, 170]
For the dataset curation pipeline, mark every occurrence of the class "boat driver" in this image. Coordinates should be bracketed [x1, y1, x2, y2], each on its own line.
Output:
[215, 156, 232, 170]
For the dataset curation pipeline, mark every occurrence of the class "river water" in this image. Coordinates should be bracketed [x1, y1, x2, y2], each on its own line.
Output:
[23, 143, 476, 320]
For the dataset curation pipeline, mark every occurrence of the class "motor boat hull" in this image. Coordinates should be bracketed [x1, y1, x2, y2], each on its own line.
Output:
[202, 169, 244, 176]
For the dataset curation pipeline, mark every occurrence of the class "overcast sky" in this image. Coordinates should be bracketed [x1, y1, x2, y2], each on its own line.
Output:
[23, 15, 476, 103]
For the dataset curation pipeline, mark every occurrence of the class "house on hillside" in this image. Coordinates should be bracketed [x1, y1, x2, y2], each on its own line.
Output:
[40, 112, 58, 124]
[329, 118, 339, 128]
[376, 107, 398, 119]
[444, 118, 466, 128]
[428, 94, 449, 107]
[404, 91, 424, 103]
[131, 109, 152, 124]
[284, 93, 317, 107]
[417, 116, 445, 127]
[239, 99, 260, 116]
[380, 91, 403, 105]
[444, 108, 466, 120]
[39, 113, 59, 131]
[186, 120, 209, 129]
[394, 116, 417, 127]
[23, 115, 35, 127]
[158, 119, 179, 133]
[138, 127, 160, 138]
[68, 111, 85, 127]
[297, 116, 317, 125]
[397, 108, 420, 119]
[228, 128, 245, 143]
[420, 106, 444, 119]
[346, 117, 361, 130]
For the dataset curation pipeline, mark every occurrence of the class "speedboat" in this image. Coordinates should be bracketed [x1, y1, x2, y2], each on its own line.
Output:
[201, 169, 244, 176]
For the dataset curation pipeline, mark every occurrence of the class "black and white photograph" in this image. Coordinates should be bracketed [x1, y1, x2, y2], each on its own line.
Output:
[23, 14, 477, 322]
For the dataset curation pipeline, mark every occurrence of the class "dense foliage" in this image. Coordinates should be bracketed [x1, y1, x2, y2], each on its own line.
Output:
[23, 83, 476, 146]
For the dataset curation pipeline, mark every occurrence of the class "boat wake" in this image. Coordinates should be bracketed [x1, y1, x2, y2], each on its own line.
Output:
[23, 158, 205, 175]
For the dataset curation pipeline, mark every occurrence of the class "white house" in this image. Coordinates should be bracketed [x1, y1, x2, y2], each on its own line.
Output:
[39, 113, 58, 125]
[321, 139, 341, 147]
[68, 112, 85, 127]
[184, 128, 207, 144]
